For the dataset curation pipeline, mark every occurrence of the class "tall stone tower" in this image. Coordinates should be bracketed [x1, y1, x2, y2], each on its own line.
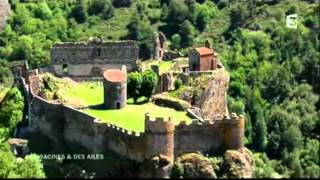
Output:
[103, 68, 127, 109]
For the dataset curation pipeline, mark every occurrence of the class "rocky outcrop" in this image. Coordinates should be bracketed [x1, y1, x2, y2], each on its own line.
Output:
[171, 153, 217, 178]
[222, 147, 253, 178]
[198, 68, 230, 121]
[0, 0, 10, 32]
[139, 154, 173, 178]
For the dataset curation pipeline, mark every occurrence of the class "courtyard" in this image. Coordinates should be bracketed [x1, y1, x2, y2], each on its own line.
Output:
[61, 81, 191, 132]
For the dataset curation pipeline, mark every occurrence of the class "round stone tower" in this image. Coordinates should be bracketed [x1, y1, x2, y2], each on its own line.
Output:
[103, 69, 127, 109]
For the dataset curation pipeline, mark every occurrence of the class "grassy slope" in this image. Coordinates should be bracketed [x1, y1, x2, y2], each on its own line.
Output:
[62, 81, 190, 132]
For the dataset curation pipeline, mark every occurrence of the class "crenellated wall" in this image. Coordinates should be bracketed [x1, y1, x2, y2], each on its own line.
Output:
[24, 73, 244, 176]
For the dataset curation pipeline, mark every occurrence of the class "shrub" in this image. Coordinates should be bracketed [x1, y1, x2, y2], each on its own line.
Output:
[141, 70, 158, 100]
[152, 94, 191, 111]
[127, 71, 143, 103]
[174, 78, 183, 90]
[171, 162, 184, 178]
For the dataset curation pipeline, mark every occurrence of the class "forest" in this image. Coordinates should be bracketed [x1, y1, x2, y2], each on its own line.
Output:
[0, 0, 319, 178]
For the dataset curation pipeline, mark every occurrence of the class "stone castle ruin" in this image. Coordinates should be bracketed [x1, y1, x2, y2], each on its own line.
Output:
[51, 39, 138, 78]
[14, 68, 244, 178]
[10, 37, 245, 177]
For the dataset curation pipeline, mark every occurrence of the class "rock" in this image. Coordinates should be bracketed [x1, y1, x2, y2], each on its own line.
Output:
[197, 68, 230, 121]
[0, 0, 10, 32]
[172, 153, 217, 178]
[222, 147, 253, 178]
[139, 154, 173, 178]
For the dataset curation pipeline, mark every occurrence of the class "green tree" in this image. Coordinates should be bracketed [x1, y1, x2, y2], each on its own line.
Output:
[70, 0, 87, 23]
[33, 2, 52, 20]
[179, 20, 195, 47]
[141, 70, 158, 100]
[229, 3, 250, 30]
[282, 126, 302, 152]
[0, 60, 11, 84]
[88, 0, 106, 15]
[290, 153, 303, 178]
[252, 107, 267, 152]
[174, 78, 183, 90]
[171, 33, 181, 50]
[7, 154, 46, 178]
[0, 87, 25, 133]
[88, 0, 114, 19]
[166, 0, 189, 25]
[0, 144, 16, 178]
[127, 71, 143, 103]
[101, 2, 115, 20]
[126, 14, 154, 59]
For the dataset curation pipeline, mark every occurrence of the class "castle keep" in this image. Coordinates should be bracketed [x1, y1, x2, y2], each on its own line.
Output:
[103, 68, 127, 109]
[51, 39, 138, 77]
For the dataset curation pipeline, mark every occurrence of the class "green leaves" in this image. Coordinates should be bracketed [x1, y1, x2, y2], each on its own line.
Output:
[7, 154, 46, 178]
[0, 87, 24, 131]
[141, 69, 158, 100]
[128, 70, 158, 103]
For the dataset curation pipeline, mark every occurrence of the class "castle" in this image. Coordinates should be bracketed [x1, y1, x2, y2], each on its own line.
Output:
[12, 38, 245, 178]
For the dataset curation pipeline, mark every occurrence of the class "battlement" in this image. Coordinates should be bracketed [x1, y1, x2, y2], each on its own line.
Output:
[144, 113, 175, 133]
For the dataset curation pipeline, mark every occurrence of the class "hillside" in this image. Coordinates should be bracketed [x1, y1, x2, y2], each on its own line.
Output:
[0, 0, 319, 178]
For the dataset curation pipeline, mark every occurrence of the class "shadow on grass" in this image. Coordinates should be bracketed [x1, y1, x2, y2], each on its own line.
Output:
[86, 97, 150, 110]
[88, 103, 106, 110]
[127, 99, 149, 105]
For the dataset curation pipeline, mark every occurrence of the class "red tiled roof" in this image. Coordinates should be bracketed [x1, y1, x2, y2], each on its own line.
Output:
[103, 69, 126, 82]
[195, 47, 214, 56]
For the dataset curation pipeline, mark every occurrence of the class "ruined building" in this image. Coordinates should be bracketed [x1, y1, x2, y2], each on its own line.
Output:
[51, 38, 139, 78]
[153, 32, 167, 60]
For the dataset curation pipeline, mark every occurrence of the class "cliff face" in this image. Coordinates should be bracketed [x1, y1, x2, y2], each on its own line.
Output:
[198, 68, 230, 120]
[0, 0, 10, 32]
[222, 147, 254, 178]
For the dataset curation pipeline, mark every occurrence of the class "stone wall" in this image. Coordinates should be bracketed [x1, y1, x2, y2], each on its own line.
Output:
[24, 73, 244, 177]
[51, 41, 139, 77]
[0, 0, 10, 32]
[174, 115, 244, 156]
